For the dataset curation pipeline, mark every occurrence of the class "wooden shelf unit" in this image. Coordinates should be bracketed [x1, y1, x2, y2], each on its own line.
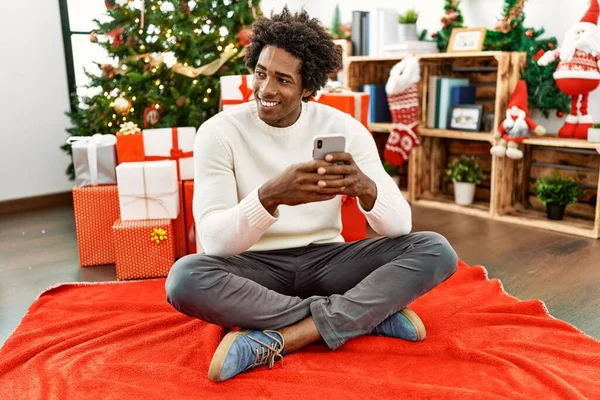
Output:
[347, 51, 600, 238]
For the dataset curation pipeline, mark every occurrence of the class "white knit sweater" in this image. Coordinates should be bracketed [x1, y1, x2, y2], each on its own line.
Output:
[193, 101, 412, 256]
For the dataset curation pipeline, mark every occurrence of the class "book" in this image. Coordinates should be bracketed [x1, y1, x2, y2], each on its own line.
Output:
[426, 75, 440, 128]
[450, 85, 476, 106]
[436, 78, 470, 129]
[362, 84, 392, 123]
[351, 11, 370, 56]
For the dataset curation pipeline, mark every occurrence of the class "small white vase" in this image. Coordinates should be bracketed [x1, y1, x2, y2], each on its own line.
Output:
[453, 182, 476, 205]
[398, 24, 418, 42]
[588, 128, 600, 143]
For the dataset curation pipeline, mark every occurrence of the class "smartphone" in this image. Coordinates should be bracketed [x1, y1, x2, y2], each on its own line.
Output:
[312, 135, 346, 160]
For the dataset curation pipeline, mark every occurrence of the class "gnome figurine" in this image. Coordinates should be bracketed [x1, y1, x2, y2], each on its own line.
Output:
[490, 80, 546, 160]
[538, 0, 600, 139]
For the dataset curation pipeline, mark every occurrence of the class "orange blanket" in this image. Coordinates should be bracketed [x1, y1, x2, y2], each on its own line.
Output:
[1, 261, 599, 399]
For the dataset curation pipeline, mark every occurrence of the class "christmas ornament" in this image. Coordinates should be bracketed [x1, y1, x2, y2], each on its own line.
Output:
[101, 64, 117, 79]
[238, 27, 253, 46]
[176, 96, 186, 109]
[105, 0, 117, 9]
[180, 1, 191, 16]
[537, 0, 600, 139]
[557, 111, 565, 118]
[490, 80, 546, 160]
[431, 32, 438, 38]
[144, 106, 161, 127]
[119, 121, 141, 135]
[160, 2, 175, 13]
[107, 26, 125, 48]
[89, 32, 98, 43]
[533, 49, 545, 60]
[384, 57, 421, 166]
[113, 97, 132, 115]
[547, 42, 554, 49]
[526, 30, 533, 37]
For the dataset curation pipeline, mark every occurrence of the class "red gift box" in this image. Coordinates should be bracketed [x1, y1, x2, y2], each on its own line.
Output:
[116, 131, 145, 164]
[317, 92, 370, 129]
[183, 180, 197, 254]
[341, 196, 367, 242]
[220, 74, 254, 111]
[72, 185, 120, 266]
[113, 218, 175, 280]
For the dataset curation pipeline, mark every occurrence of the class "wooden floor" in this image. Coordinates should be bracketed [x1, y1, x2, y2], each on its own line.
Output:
[1, 203, 600, 346]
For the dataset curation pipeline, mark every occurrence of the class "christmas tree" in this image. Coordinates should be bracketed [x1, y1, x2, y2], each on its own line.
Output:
[329, 4, 344, 39]
[483, 0, 569, 117]
[63, 0, 261, 179]
[434, 0, 569, 117]
[433, 0, 464, 52]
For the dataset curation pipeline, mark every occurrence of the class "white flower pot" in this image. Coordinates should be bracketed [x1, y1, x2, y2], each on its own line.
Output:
[398, 24, 418, 42]
[588, 128, 600, 143]
[453, 182, 476, 205]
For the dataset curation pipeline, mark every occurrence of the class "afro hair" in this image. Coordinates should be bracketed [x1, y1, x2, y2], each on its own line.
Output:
[245, 6, 343, 101]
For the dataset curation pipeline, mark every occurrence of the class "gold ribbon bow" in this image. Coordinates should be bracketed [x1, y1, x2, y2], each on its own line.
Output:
[119, 121, 141, 135]
[150, 227, 168, 244]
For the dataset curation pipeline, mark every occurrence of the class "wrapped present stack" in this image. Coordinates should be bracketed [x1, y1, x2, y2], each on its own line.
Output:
[66, 122, 198, 281]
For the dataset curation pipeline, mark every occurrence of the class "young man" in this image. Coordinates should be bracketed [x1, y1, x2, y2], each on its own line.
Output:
[166, 7, 458, 382]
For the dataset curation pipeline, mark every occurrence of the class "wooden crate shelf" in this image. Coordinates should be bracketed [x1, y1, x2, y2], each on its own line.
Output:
[347, 51, 600, 238]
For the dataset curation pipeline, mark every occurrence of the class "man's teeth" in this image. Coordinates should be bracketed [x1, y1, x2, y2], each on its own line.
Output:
[260, 99, 278, 107]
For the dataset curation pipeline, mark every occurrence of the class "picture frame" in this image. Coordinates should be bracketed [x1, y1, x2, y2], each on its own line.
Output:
[448, 104, 484, 132]
[447, 27, 487, 53]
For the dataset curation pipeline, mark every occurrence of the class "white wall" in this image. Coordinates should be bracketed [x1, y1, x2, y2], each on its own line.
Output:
[1, 1, 598, 201]
[0, 0, 72, 202]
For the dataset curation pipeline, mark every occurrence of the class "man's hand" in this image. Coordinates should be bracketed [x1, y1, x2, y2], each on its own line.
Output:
[258, 159, 346, 215]
[315, 153, 377, 211]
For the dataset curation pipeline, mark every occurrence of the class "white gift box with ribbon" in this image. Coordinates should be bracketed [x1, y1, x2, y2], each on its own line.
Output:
[142, 127, 196, 181]
[116, 161, 180, 221]
[66, 134, 117, 187]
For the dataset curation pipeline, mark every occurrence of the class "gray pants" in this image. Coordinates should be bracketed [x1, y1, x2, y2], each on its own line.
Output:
[166, 232, 458, 350]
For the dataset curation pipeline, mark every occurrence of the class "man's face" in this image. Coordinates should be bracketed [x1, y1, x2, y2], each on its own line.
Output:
[252, 46, 311, 127]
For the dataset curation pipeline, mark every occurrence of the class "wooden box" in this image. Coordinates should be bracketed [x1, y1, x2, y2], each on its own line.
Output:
[494, 138, 600, 239]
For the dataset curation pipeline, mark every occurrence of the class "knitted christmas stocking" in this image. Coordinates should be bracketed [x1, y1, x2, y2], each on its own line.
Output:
[384, 84, 419, 166]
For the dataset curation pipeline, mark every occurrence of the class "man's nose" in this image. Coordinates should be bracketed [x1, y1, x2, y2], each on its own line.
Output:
[260, 77, 277, 95]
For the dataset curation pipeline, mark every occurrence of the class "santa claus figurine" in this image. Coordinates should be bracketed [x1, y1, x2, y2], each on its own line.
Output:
[490, 80, 546, 160]
[538, 0, 600, 139]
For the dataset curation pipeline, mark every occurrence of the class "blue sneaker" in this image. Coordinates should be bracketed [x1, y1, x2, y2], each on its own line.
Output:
[208, 329, 285, 382]
[371, 308, 426, 342]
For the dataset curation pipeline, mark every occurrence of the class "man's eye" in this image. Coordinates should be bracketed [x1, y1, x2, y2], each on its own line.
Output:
[256, 71, 266, 77]
[279, 78, 288, 84]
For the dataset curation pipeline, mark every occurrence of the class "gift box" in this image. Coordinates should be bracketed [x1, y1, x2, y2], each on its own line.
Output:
[66, 134, 117, 187]
[116, 122, 145, 164]
[340, 196, 367, 242]
[116, 161, 180, 221]
[317, 92, 370, 129]
[173, 181, 188, 258]
[72, 185, 120, 266]
[220, 74, 254, 111]
[143, 127, 195, 181]
[183, 181, 197, 254]
[113, 218, 175, 280]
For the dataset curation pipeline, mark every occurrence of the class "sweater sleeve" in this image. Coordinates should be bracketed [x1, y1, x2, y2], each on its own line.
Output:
[345, 116, 412, 237]
[193, 121, 278, 257]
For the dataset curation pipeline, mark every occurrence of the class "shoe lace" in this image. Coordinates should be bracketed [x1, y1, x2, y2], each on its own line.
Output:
[247, 330, 285, 370]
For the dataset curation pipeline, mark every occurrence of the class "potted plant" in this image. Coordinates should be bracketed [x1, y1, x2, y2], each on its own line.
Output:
[535, 174, 583, 220]
[446, 156, 483, 205]
[398, 9, 419, 42]
[588, 122, 600, 143]
[383, 161, 401, 186]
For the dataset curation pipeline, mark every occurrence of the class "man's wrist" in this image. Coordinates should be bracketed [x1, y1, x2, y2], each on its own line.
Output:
[358, 178, 377, 211]
[258, 183, 280, 216]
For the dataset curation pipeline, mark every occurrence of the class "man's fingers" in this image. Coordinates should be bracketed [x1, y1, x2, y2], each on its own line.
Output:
[325, 152, 353, 164]
[317, 177, 354, 189]
[318, 165, 353, 176]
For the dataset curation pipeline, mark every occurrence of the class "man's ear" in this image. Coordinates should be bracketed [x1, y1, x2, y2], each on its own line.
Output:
[302, 89, 313, 100]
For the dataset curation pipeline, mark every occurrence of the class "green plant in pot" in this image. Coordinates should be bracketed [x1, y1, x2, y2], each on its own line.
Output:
[398, 9, 419, 42]
[535, 174, 583, 220]
[588, 122, 600, 143]
[446, 156, 483, 205]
